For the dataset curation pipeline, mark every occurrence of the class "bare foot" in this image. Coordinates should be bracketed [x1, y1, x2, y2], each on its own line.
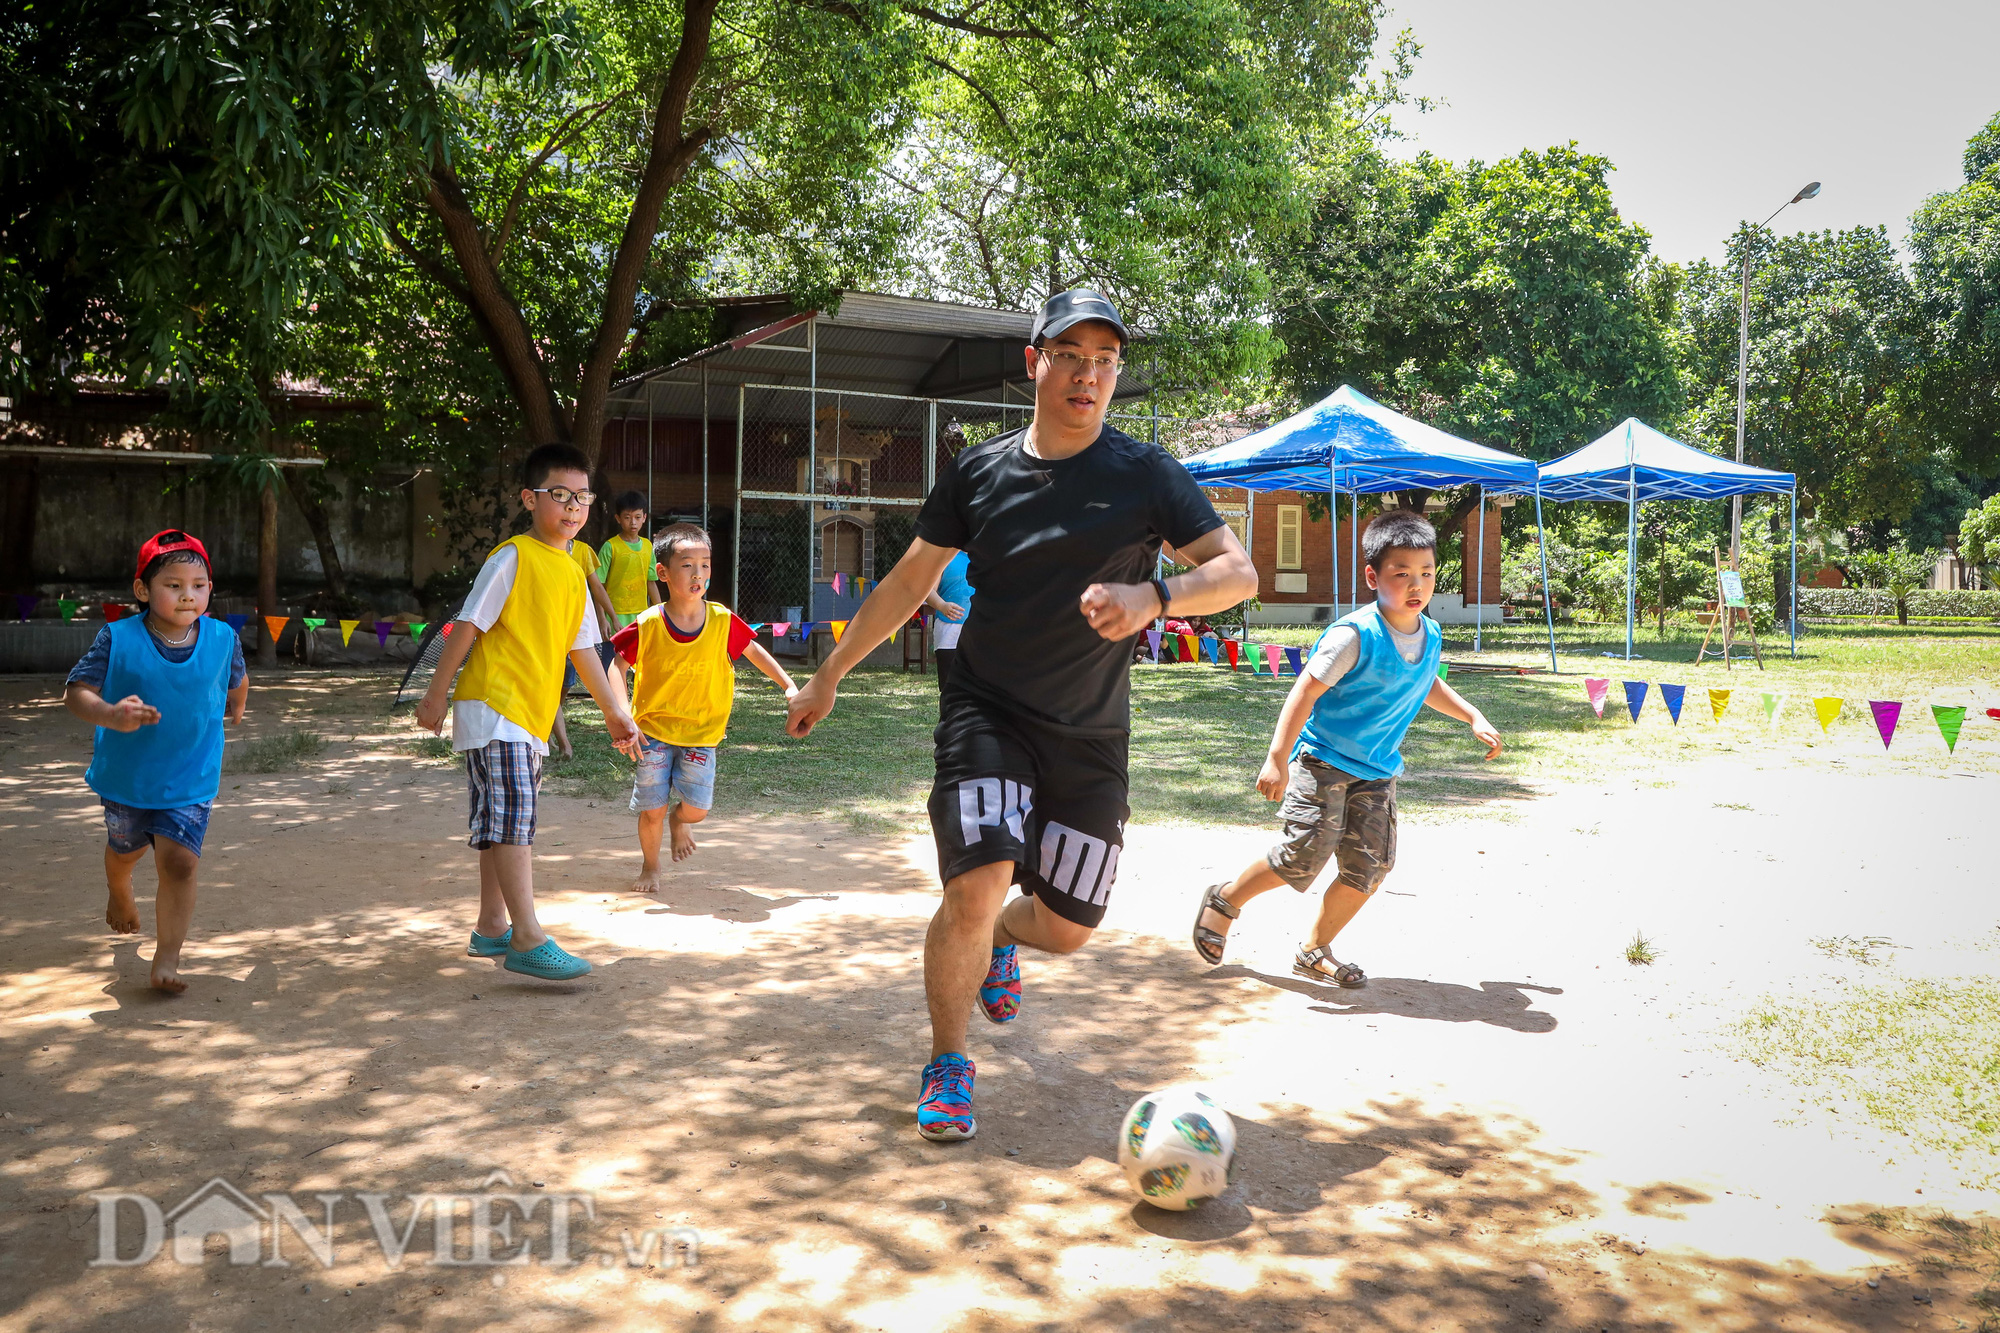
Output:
[150, 952, 188, 995]
[106, 891, 140, 934]
[671, 824, 698, 862]
[630, 866, 663, 894]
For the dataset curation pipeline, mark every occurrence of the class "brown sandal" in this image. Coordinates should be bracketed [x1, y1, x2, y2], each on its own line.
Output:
[1191, 885, 1239, 966]
[1293, 944, 1366, 989]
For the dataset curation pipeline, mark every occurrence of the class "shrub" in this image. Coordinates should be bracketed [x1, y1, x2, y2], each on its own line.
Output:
[1795, 587, 2000, 619]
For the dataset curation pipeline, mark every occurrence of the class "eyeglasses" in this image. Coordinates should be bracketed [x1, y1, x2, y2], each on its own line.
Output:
[530, 487, 596, 508]
[1037, 347, 1124, 376]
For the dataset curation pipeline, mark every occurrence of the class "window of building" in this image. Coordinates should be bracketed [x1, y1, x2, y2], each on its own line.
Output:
[822, 520, 863, 577]
[1274, 505, 1303, 570]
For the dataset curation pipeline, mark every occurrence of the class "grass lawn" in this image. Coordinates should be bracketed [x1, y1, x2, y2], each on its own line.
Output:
[539, 622, 2000, 828]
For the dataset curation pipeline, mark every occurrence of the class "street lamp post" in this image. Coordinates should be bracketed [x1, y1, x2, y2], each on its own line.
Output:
[1731, 180, 1821, 568]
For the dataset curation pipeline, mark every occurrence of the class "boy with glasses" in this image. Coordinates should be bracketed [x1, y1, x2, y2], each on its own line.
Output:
[787, 289, 1259, 1141]
[416, 444, 642, 981]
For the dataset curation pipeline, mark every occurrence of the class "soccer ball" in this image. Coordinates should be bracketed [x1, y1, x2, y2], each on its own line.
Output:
[1116, 1085, 1236, 1211]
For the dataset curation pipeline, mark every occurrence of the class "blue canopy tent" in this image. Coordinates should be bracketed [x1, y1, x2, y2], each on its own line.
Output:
[1180, 385, 1557, 671]
[1534, 418, 1798, 660]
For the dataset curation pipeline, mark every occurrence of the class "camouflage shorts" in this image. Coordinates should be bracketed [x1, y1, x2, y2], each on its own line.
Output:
[1264, 756, 1397, 894]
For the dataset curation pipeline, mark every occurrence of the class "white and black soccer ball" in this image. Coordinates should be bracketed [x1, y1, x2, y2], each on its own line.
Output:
[1116, 1085, 1236, 1211]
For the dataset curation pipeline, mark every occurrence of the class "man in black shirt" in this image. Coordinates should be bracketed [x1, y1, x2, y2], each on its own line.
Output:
[787, 289, 1256, 1142]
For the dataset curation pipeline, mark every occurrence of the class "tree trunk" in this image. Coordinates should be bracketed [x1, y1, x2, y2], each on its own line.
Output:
[283, 468, 349, 602]
[258, 482, 279, 668]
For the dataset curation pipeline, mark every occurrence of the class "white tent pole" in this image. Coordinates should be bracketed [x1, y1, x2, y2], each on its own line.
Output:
[1790, 487, 1799, 657]
[1535, 485, 1557, 673]
[1351, 488, 1359, 612]
[1330, 458, 1340, 620]
[1474, 486, 1485, 653]
[1625, 464, 1639, 660]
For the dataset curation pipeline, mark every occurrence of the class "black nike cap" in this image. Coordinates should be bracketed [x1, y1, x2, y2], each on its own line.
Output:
[1030, 288, 1129, 347]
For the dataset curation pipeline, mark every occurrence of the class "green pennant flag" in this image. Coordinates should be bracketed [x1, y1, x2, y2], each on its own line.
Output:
[303, 617, 326, 630]
[58, 599, 79, 621]
[1760, 692, 1783, 724]
[1933, 704, 1966, 754]
[408, 621, 429, 641]
[1437, 663, 1450, 681]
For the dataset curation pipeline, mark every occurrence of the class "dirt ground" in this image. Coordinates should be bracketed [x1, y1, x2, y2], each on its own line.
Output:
[1, 669, 1994, 1332]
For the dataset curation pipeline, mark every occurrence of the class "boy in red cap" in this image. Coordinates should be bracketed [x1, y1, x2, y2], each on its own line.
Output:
[64, 530, 247, 993]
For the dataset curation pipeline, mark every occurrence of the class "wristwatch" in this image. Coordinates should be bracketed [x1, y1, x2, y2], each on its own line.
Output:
[1149, 577, 1172, 617]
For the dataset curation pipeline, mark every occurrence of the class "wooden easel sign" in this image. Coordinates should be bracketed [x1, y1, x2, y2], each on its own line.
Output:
[1696, 550, 1763, 670]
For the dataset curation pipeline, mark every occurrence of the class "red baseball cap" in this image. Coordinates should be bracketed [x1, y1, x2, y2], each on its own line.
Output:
[135, 529, 211, 581]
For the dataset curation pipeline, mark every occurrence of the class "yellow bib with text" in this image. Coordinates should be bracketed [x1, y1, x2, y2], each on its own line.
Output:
[454, 535, 585, 741]
[630, 602, 736, 747]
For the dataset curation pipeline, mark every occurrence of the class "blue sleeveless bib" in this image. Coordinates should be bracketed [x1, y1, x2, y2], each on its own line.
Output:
[84, 615, 232, 808]
[1293, 603, 1442, 780]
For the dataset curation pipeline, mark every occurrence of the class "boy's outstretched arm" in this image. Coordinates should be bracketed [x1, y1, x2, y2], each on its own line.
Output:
[414, 620, 481, 734]
[1425, 678, 1502, 760]
[741, 641, 797, 698]
[64, 682, 159, 731]
[570, 647, 641, 757]
[1256, 670, 1332, 800]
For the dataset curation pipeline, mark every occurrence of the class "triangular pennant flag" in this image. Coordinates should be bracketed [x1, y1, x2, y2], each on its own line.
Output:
[408, 621, 428, 640]
[1986, 708, 2000, 723]
[1263, 644, 1283, 676]
[830, 620, 849, 643]
[1868, 700, 1901, 749]
[14, 594, 38, 621]
[1659, 683, 1686, 725]
[103, 603, 128, 622]
[1812, 697, 1843, 733]
[223, 613, 248, 631]
[375, 620, 392, 646]
[1762, 692, 1784, 725]
[1178, 633, 1197, 663]
[339, 619, 359, 645]
[303, 617, 326, 630]
[831, 572, 846, 596]
[58, 599, 79, 621]
[1284, 646, 1303, 678]
[747, 622, 765, 633]
[1709, 688, 1731, 723]
[1932, 705, 1966, 753]
[440, 622, 454, 637]
[770, 621, 790, 638]
[1585, 678, 1609, 718]
[1437, 662, 1450, 681]
[1224, 639, 1239, 670]
[1146, 629, 1161, 661]
[263, 615, 288, 642]
[1623, 681, 1648, 722]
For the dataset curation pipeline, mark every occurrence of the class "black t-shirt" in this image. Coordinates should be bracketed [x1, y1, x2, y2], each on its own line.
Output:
[914, 423, 1224, 735]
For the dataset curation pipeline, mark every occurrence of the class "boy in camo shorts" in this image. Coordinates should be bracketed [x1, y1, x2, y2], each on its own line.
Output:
[1189, 511, 1501, 988]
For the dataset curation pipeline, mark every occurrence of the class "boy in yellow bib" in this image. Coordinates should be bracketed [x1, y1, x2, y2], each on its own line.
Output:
[416, 444, 641, 981]
[610, 523, 796, 891]
[595, 491, 660, 694]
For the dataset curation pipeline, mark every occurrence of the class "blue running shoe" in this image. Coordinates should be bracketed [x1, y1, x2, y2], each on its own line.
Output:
[502, 938, 592, 981]
[467, 926, 512, 958]
[916, 1054, 977, 1142]
[979, 945, 1020, 1023]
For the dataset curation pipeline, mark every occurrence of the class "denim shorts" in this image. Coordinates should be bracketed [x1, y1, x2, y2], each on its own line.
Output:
[631, 737, 717, 813]
[103, 799, 213, 858]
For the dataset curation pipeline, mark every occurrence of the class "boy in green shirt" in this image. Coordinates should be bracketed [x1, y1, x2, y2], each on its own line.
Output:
[596, 491, 659, 692]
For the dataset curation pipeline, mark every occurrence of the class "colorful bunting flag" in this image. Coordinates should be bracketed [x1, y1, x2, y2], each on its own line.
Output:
[1659, 683, 1685, 725]
[303, 617, 326, 631]
[1868, 700, 1901, 749]
[1623, 681, 1648, 722]
[1178, 633, 1197, 663]
[831, 572, 846, 596]
[103, 603, 128, 622]
[58, 599, 79, 621]
[830, 620, 849, 643]
[1223, 639, 1239, 670]
[1933, 705, 1966, 753]
[770, 621, 790, 638]
[374, 621, 392, 646]
[1987, 708, 2000, 723]
[1263, 644, 1283, 676]
[1812, 697, 1843, 734]
[223, 613, 249, 632]
[14, 594, 38, 621]
[408, 621, 428, 640]
[1584, 678, 1609, 718]
[1761, 692, 1784, 725]
[339, 619, 359, 645]
[1146, 629, 1161, 661]
[1709, 688, 1731, 723]
[263, 615, 288, 643]
[1437, 662, 1450, 681]
[441, 622, 455, 637]
[1284, 646, 1303, 678]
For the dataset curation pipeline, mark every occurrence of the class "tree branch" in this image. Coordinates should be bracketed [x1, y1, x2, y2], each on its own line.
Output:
[489, 95, 628, 265]
[385, 221, 472, 303]
[902, 3, 1049, 41]
[921, 53, 1013, 138]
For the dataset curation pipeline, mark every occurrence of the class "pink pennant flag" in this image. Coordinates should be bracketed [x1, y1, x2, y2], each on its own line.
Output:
[770, 621, 790, 638]
[1868, 700, 1902, 749]
[1584, 678, 1609, 719]
[832, 572, 846, 596]
[1263, 644, 1283, 676]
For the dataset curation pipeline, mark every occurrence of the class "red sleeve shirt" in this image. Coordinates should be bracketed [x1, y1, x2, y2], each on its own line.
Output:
[611, 610, 756, 665]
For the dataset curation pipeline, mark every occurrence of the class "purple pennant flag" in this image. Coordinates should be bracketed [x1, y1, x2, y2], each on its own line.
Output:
[1284, 646, 1303, 678]
[1145, 629, 1161, 661]
[375, 620, 392, 646]
[1624, 681, 1648, 721]
[1659, 683, 1685, 725]
[1868, 700, 1902, 749]
[14, 593, 38, 622]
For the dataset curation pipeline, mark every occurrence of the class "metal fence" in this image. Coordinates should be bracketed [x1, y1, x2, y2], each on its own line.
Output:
[726, 383, 1231, 628]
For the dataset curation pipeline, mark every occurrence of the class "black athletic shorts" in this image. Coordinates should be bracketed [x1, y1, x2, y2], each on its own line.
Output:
[926, 687, 1130, 929]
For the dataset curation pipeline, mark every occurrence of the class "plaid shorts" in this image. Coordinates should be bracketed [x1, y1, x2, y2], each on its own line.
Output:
[1265, 755, 1397, 894]
[465, 740, 542, 849]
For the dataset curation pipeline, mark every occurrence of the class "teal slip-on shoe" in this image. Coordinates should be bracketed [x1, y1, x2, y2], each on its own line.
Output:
[467, 927, 513, 958]
[502, 938, 593, 981]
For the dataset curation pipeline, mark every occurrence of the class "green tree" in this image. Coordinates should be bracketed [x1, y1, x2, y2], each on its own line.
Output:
[1906, 110, 2000, 485]
[1961, 492, 2000, 581]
